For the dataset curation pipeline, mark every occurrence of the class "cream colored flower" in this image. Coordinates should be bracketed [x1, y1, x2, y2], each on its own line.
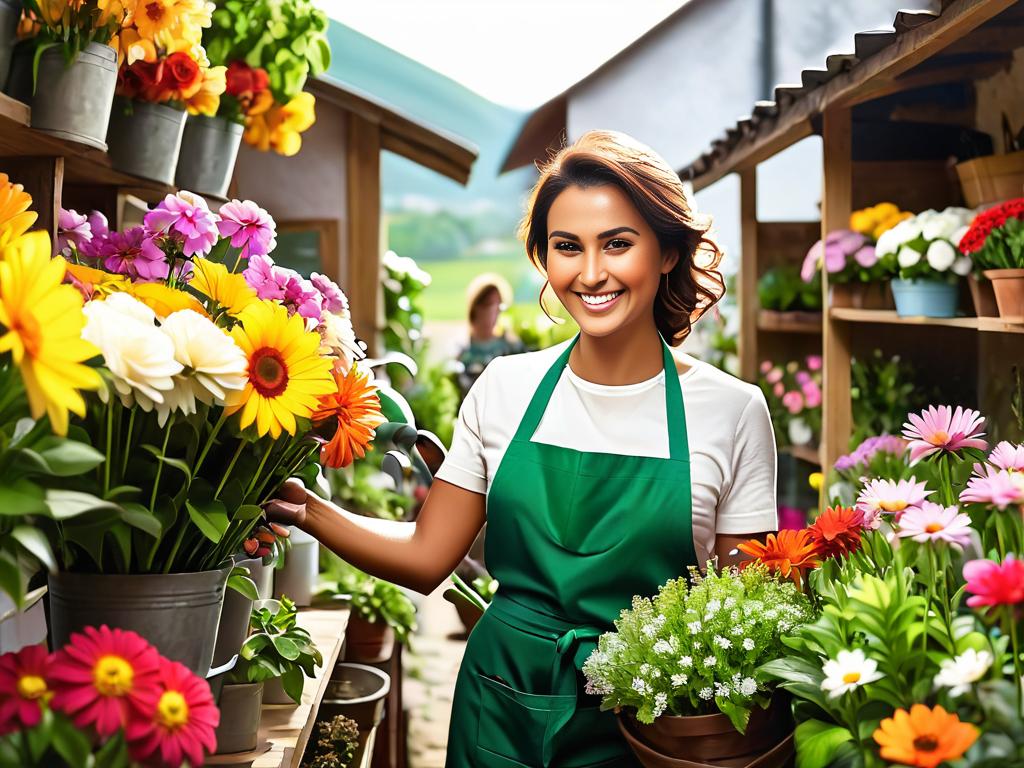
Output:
[320, 310, 361, 373]
[934, 649, 992, 697]
[821, 649, 883, 698]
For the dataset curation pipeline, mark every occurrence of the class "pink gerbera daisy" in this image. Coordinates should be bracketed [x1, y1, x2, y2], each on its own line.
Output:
[960, 465, 1024, 510]
[987, 441, 1024, 472]
[127, 659, 219, 767]
[856, 477, 932, 528]
[963, 555, 1024, 608]
[0, 644, 51, 735]
[49, 626, 161, 738]
[896, 502, 973, 548]
[902, 405, 988, 464]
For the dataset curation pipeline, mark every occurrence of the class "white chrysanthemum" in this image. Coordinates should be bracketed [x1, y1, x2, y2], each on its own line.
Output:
[926, 239, 956, 272]
[698, 687, 713, 700]
[158, 309, 247, 424]
[739, 677, 758, 696]
[897, 245, 922, 269]
[714, 636, 732, 649]
[951, 255, 973, 277]
[82, 293, 181, 410]
[821, 649, 884, 698]
[934, 648, 992, 697]
[703, 656, 717, 668]
[678, 656, 693, 669]
[876, 218, 921, 255]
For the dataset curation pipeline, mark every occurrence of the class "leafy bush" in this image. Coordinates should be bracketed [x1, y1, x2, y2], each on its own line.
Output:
[758, 265, 822, 312]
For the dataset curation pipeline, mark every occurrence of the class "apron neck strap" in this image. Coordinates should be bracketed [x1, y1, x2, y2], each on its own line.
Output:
[513, 334, 689, 462]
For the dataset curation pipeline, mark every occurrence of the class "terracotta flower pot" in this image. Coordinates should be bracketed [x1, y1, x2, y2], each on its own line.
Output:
[829, 281, 894, 310]
[344, 614, 395, 663]
[983, 268, 1024, 322]
[617, 695, 793, 768]
[969, 274, 1000, 318]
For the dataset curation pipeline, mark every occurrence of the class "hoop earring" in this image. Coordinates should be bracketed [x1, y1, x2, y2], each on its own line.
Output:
[537, 279, 563, 325]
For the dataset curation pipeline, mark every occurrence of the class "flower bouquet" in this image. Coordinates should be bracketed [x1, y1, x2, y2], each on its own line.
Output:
[875, 207, 975, 318]
[758, 357, 822, 450]
[958, 197, 1024, 320]
[0, 625, 219, 767]
[582, 565, 813, 767]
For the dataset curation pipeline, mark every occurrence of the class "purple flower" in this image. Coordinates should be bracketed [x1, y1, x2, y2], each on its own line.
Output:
[311, 272, 348, 313]
[243, 254, 322, 322]
[87, 211, 109, 240]
[144, 191, 219, 257]
[778, 506, 807, 531]
[100, 227, 168, 281]
[853, 244, 878, 268]
[217, 199, 277, 259]
[244, 254, 286, 300]
[57, 208, 92, 255]
[834, 434, 909, 473]
[283, 273, 323, 321]
[801, 240, 822, 283]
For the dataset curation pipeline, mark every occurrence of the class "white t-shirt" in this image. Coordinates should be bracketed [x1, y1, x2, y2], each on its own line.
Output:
[435, 340, 778, 565]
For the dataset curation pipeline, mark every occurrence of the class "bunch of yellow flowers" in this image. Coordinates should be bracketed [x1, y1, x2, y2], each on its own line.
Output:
[243, 91, 316, 157]
[849, 202, 912, 242]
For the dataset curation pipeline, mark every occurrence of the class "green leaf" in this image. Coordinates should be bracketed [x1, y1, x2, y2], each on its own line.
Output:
[280, 665, 305, 703]
[11, 526, 55, 571]
[35, 437, 105, 475]
[119, 502, 162, 539]
[51, 709, 94, 766]
[0, 553, 23, 607]
[795, 720, 854, 768]
[272, 634, 301, 661]
[234, 504, 264, 522]
[0, 478, 47, 516]
[141, 444, 193, 482]
[45, 489, 118, 520]
[228, 571, 259, 600]
[186, 500, 229, 543]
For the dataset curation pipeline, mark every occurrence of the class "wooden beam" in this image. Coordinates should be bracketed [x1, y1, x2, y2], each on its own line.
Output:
[738, 167, 759, 382]
[2, 156, 62, 253]
[821, 107, 853, 471]
[345, 112, 382, 357]
[692, 0, 1016, 191]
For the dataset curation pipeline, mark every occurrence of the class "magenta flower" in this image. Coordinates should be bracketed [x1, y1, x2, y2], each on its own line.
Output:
[311, 272, 348, 314]
[807, 355, 823, 371]
[856, 477, 932, 528]
[243, 254, 322, 322]
[988, 441, 1024, 472]
[802, 381, 822, 409]
[960, 465, 1024, 510]
[782, 391, 804, 414]
[101, 227, 168, 282]
[759, 360, 773, 374]
[835, 434, 909, 473]
[283, 273, 323, 322]
[217, 199, 276, 259]
[896, 501, 973, 548]
[853, 244, 878, 268]
[144, 192, 219, 257]
[87, 211, 109, 240]
[243, 254, 285, 300]
[963, 555, 1024, 608]
[902, 405, 988, 465]
[57, 208, 92, 255]
[772, 381, 785, 398]
[778, 506, 807, 531]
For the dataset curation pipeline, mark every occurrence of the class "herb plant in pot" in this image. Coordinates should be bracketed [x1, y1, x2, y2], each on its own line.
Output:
[582, 564, 813, 768]
[875, 207, 975, 318]
[958, 198, 1024, 321]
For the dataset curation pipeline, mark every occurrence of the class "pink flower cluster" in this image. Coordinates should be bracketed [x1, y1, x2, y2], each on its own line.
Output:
[958, 441, 1024, 509]
[243, 254, 348, 326]
[801, 230, 878, 282]
[834, 434, 909, 472]
[760, 357, 822, 413]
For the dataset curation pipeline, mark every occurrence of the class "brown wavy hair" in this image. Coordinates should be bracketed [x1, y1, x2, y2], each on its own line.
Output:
[518, 130, 725, 346]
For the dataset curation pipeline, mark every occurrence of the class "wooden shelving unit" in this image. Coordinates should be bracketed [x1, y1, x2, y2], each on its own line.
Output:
[782, 444, 822, 467]
[757, 310, 823, 334]
[830, 308, 1024, 334]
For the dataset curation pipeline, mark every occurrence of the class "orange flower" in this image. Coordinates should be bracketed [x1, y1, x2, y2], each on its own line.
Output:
[873, 704, 978, 768]
[312, 365, 386, 469]
[807, 506, 864, 560]
[738, 529, 820, 587]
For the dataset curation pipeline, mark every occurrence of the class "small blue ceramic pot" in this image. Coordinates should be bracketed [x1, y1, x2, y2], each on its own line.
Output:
[891, 278, 959, 318]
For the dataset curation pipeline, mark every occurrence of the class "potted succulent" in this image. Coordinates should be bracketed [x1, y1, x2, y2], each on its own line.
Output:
[874, 207, 975, 318]
[318, 663, 391, 764]
[958, 198, 1024, 321]
[583, 564, 813, 768]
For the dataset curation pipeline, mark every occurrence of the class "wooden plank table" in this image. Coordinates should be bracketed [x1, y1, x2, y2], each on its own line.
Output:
[208, 607, 350, 768]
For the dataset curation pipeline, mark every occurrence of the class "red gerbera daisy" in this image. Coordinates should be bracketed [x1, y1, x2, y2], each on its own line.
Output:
[49, 625, 161, 738]
[127, 659, 219, 767]
[808, 505, 865, 560]
[0, 644, 51, 735]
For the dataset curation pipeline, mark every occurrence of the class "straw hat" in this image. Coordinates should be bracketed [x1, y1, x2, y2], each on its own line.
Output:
[465, 272, 514, 322]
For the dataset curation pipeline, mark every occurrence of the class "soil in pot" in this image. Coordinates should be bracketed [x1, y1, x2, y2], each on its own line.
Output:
[214, 682, 264, 754]
[984, 268, 1024, 322]
[344, 614, 395, 663]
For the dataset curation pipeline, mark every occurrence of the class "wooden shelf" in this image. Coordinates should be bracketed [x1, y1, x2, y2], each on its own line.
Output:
[782, 444, 822, 466]
[208, 607, 350, 768]
[830, 308, 1024, 334]
[757, 310, 822, 334]
[0, 91, 173, 203]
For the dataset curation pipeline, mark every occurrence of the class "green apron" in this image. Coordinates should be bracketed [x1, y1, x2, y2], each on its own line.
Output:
[445, 335, 698, 767]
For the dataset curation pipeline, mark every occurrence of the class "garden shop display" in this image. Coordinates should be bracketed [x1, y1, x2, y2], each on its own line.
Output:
[759, 356, 822, 449]
[958, 197, 1024, 320]
[758, 264, 821, 314]
[0, 625, 219, 767]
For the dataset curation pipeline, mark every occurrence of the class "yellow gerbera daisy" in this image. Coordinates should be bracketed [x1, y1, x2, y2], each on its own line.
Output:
[132, 0, 185, 40]
[225, 302, 334, 438]
[191, 258, 258, 318]
[0, 174, 37, 248]
[128, 281, 208, 319]
[63, 261, 130, 300]
[0, 232, 102, 435]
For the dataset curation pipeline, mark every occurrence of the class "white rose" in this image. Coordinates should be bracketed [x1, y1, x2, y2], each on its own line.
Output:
[922, 215, 956, 242]
[952, 255, 973, 276]
[951, 225, 970, 248]
[897, 245, 922, 269]
[926, 240, 956, 272]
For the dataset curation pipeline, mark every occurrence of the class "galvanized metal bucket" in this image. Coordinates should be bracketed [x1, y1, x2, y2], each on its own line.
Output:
[31, 42, 117, 150]
[175, 114, 244, 198]
[0, 0, 22, 94]
[107, 96, 188, 183]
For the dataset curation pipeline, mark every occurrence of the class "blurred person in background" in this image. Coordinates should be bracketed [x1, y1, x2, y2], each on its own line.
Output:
[455, 273, 524, 397]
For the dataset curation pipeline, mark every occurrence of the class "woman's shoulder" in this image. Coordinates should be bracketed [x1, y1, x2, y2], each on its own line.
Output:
[675, 353, 766, 415]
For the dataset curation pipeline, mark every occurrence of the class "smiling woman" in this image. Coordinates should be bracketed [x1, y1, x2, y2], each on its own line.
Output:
[264, 130, 777, 767]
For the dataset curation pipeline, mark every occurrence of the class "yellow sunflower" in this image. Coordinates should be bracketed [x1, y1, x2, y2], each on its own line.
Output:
[0, 174, 37, 248]
[0, 232, 102, 435]
[190, 258, 258, 318]
[225, 301, 334, 438]
[131, 0, 186, 40]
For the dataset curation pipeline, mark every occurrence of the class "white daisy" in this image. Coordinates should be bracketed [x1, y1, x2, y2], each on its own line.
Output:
[821, 649, 884, 698]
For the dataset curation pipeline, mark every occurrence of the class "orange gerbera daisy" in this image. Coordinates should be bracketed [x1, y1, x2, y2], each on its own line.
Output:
[738, 529, 820, 587]
[312, 365, 386, 469]
[0, 173, 37, 248]
[873, 704, 978, 768]
[807, 505, 864, 560]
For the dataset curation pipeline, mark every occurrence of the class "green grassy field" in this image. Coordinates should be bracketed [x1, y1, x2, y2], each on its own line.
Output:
[418, 257, 543, 322]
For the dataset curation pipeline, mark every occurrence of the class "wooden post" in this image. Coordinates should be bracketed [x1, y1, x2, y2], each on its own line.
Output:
[738, 167, 759, 383]
[345, 112, 382, 357]
[821, 107, 853, 470]
[3, 157, 63, 253]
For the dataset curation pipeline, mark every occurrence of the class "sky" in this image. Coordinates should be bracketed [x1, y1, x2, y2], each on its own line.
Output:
[314, 0, 688, 109]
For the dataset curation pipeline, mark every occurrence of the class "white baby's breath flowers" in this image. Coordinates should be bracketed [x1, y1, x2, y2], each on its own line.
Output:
[821, 649, 884, 698]
[714, 636, 732, 650]
[688, 621, 702, 633]
[703, 656, 717, 668]
[642, 623, 658, 638]
[934, 648, 992, 697]
[678, 656, 693, 669]
[739, 677, 758, 696]
[653, 640, 674, 655]
[632, 677, 651, 696]
[671, 673, 688, 687]
[743, 638, 756, 651]
[698, 687, 714, 701]
[653, 692, 668, 718]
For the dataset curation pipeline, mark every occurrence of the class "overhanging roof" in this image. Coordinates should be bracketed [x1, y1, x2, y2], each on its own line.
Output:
[310, 75, 479, 185]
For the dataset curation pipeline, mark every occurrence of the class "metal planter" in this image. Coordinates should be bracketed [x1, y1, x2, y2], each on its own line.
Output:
[31, 42, 117, 150]
[214, 682, 264, 754]
[0, 0, 21, 94]
[48, 566, 231, 677]
[106, 97, 187, 184]
[175, 114, 243, 198]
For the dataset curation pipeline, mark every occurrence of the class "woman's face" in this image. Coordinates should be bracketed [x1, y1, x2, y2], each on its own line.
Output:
[545, 184, 676, 339]
[473, 287, 502, 331]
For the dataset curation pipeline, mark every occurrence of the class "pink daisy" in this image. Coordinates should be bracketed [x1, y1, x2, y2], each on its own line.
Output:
[856, 477, 932, 528]
[902, 405, 988, 464]
[0, 644, 51, 735]
[960, 465, 1024, 510]
[100, 226, 168, 281]
[57, 208, 92, 256]
[896, 501, 973, 548]
[311, 272, 348, 314]
[987, 441, 1024, 472]
[217, 199, 277, 260]
[963, 555, 1024, 608]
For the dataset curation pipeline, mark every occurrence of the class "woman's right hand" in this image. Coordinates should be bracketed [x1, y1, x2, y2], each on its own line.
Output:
[263, 478, 309, 527]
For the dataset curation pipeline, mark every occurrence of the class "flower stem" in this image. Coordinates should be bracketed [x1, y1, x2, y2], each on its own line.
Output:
[120, 408, 136, 481]
[194, 409, 228, 476]
[216, 440, 247, 498]
[1009, 606, 1023, 718]
[104, 399, 113, 496]
[162, 521, 188, 574]
[923, 547, 935, 656]
[149, 415, 175, 513]
[243, 441, 275, 501]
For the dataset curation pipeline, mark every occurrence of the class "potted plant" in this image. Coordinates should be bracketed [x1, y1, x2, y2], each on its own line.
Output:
[0, 625, 220, 766]
[875, 207, 975, 318]
[582, 564, 813, 767]
[758, 263, 822, 318]
[15, 1, 129, 148]
[318, 663, 391, 763]
[758, 356, 822, 451]
[302, 714, 361, 768]
[958, 198, 1024, 321]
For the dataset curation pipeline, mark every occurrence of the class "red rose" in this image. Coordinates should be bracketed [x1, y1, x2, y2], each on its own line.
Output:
[158, 52, 201, 100]
[225, 60, 269, 97]
[117, 59, 161, 100]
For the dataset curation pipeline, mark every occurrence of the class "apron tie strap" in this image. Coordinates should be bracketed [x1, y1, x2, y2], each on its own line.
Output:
[542, 626, 604, 766]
